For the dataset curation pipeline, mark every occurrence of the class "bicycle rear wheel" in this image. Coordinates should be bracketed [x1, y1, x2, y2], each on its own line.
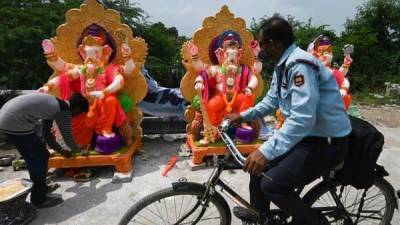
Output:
[304, 177, 396, 225]
[119, 187, 231, 225]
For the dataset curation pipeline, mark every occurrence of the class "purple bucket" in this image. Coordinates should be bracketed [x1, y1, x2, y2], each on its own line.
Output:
[95, 134, 122, 154]
[235, 127, 256, 143]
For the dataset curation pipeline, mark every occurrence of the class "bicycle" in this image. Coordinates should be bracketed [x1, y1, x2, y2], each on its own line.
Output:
[119, 119, 398, 225]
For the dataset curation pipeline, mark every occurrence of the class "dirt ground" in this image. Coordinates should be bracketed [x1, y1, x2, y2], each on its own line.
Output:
[1, 104, 400, 225]
[357, 104, 400, 128]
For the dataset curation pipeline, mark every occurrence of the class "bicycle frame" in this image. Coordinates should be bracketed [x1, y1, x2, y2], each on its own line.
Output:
[175, 119, 355, 224]
[173, 155, 260, 225]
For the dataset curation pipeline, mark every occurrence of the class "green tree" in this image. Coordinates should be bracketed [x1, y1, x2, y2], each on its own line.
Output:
[0, 0, 147, 90]
[250, 14, 337, 54]
[102, 0, 148, 29]
[249, 14, 336, 81]
[0, 0, 82, 89]
[136, 22, 188, 87]
[102, 1, 187, 87]
[340, 0, 400, 91]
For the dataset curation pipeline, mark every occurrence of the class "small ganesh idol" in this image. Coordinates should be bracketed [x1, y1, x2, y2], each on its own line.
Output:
[39, 0, 148, 155]
[308, 35, 354, 110]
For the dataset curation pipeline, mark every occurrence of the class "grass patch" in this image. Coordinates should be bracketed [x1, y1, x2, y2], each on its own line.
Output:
[353, 91, 400, 105]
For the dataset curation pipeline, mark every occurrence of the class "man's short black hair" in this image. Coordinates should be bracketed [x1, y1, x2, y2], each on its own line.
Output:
[259, 15, 295, 48]
[69, 93, 89, 112]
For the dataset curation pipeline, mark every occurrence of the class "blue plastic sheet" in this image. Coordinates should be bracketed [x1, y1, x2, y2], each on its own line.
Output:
[139, 66, 189, 119]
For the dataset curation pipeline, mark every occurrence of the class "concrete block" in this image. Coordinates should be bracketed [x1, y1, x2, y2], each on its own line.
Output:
[112, 170, 133, 183]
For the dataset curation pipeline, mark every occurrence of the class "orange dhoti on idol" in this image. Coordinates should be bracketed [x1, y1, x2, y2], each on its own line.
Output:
[206, 92, 255, 126]
[72, 94, 126, 146]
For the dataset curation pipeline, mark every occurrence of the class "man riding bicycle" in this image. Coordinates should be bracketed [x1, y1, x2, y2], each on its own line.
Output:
[227, 16, 351, 225]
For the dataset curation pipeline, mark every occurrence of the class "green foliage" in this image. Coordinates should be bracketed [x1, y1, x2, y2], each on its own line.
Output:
[286, 16, 337, 51]
[102, 0, 148, 29]
[1, 0, 399, 95]
[0, 0, 182, 89]
[249, 0, 400, 93]
[249, 14, 336, 84]
[353, 91, 400, 105]
[0, 0, 82, 89]
[250, 14, 336, 51]
[340, 0, 400, 92]
[136, 23, 188, 87]
[102, 1, 188, 87]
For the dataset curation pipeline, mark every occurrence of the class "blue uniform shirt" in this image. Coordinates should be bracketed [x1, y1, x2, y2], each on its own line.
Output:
[241, 44, 351, 160]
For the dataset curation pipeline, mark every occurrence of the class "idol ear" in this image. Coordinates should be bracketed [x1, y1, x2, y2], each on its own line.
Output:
[214, 47, 224, 63]
[103, 45, 112, 58]
[78, 44, 86, 60]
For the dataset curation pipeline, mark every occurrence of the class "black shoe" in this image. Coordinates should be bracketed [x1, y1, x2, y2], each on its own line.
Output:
[32, 196, 63, 208]
[233, 206, 259, 223]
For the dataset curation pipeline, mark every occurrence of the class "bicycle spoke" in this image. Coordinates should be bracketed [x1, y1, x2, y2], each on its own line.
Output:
[202, 205, 219, 219]
[309, 179, 394, 225]
[142, 204, 169, 224]
[179, 196, 196, 220]
[348, 212, 383, 221]
[346, 192, 384, 210]
[180, 216, 222, 224]
[178, 195, 185, 219]
[132, 194, 222, 225]
[152, 201, 169, 224]
[356, 206, 386, 223]
[344, 186, 350, 207]
[163, 198, 171, 225]
[180, 200, 221, 224]
[174, 195, 177, 222]
[133, 213, 159, 225]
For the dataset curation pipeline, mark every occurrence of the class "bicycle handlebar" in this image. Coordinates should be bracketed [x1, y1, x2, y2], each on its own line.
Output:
[218, 119, 273, 181]
[218, 119, 247, 166]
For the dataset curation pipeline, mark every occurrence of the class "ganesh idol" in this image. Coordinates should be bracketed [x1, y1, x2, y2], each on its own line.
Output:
[40, 22, 147, 153]
[183, 30, 263, 145]
[308, 35, 354, 110]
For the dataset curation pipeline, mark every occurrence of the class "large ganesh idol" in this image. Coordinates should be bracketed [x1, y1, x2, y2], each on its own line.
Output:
[39, 0, 148, 154]
[180, 6, 264, 162]
[308, 35, 354, 110]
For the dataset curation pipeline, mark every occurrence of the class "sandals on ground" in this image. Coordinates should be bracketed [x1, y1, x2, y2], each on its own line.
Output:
[73, 169, 96, 182]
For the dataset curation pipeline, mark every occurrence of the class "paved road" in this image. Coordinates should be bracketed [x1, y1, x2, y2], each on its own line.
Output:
[1, 125, 399, 225]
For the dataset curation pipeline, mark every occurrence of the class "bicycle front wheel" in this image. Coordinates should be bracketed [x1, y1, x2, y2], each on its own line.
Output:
[119, 186, 231, 225]
[304, 177, 396, 225]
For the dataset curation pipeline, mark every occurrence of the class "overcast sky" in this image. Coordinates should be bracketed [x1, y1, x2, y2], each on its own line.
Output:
[132, 0, 367, 37]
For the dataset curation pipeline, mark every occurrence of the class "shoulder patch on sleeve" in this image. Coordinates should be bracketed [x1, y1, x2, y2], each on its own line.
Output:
[294, 74, 305, 87]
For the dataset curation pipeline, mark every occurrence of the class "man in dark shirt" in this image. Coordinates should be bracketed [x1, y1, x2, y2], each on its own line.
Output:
[0, 92, 88, 208]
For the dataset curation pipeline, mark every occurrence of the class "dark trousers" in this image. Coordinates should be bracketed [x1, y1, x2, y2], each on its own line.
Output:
[250, 136, 349, 225]
[7, 133, 50, 204]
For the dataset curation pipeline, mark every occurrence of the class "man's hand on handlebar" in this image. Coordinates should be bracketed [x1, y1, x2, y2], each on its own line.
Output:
[225, 113, 243, 127]
[244, 150, 268, 175]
